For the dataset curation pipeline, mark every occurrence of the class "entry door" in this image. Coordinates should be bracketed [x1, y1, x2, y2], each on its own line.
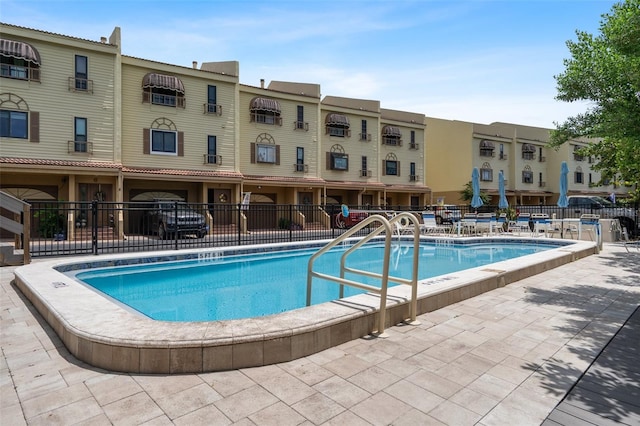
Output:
[208, 189, 232, 225]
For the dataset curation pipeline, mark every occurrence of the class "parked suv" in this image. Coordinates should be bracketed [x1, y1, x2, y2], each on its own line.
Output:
[142, 199, 207, 239]
[567, 195, 637, 236]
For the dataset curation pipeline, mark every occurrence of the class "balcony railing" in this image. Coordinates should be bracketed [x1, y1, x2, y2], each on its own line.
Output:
[1, 64, 41, 82]
[203, 103, 222, 115]
[359, 133, 371, 141]
[203, 154, 222, 165]
[381, 137, 402, 146]
[499, 153, 508, 160]
[360, 169, 372, 178]
[539, 156, 546, 162]
[68, 77, 94, 93]
[294, 121, 309, 131]
[409, 175, 419, 182]
[479, 149, 495, 157]
[143, 91, 186, 108]
[68, 140, 93, 154]
[409, 142, 420, 150]
[293, 163, 308, 172]
[538, 181, 546, 188]
[251, 113, 282, 126]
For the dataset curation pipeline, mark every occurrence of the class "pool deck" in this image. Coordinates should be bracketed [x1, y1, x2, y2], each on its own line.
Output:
[1, 243, 639, 425]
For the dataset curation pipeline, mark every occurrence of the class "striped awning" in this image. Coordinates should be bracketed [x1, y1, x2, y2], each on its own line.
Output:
[480, 140, 495, 149]
[382, 126, 402, 137]
[522, 143, 536, 153]
[250, 97, 281, 114]
[325, 113, 350, 127]
[0, 39, 41, 65]
[142, 73, 185, 94]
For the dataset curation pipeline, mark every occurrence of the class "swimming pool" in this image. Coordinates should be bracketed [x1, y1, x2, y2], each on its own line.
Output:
[72, 241, 557, 322]
[13, 236, 597, 373]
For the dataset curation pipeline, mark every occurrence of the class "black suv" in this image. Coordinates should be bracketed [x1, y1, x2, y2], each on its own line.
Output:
[141, 199, 207, 239]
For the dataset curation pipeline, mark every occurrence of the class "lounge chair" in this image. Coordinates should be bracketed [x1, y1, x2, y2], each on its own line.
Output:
[508, 213, 531, 235]
[475, 213, 493, 236]
[420, 211, 450, 234]
[531, 213, 551, 237]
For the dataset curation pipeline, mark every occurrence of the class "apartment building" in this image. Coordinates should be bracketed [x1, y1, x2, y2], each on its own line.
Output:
[1, 22, 624, 234]
[426, 118, 623, 206]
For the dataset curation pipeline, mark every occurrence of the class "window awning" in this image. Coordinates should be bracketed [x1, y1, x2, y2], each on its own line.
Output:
[250, 97, 281, 114]
[480, 140, 495, 149]
[0, 39, 41, 65]
[522, 143, 536, 153]
[142, 73, 185, 94]
[382, 126, 402, 137]
[325, 113, 350, 127]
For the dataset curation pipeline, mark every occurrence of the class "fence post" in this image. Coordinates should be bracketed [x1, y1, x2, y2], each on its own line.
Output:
[237, 203, 242, 245]
[92, 201, 98, 255]
[288, 204, 293, 242]
[173, 201, 179, 250]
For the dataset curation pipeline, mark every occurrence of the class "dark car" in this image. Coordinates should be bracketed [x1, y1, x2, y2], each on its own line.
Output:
[141, 199, 208, 239]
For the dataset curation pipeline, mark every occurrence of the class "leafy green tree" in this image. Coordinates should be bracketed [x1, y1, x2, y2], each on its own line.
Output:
[460, 181, 490, 205]
[550, 0, 640, 200]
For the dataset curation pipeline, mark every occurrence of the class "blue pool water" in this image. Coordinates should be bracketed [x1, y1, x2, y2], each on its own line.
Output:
[73, 241, 560, 322]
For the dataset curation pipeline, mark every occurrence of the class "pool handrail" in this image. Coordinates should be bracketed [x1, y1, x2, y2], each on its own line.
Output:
[306, 212, 420, 336]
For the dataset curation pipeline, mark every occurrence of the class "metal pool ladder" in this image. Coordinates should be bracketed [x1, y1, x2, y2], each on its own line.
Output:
[306, 212, 421, 336]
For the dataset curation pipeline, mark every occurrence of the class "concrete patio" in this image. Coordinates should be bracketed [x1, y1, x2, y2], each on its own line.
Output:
[1, 243, 638, 425]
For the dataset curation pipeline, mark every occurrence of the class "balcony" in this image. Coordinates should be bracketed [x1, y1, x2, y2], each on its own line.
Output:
[539, 156, 546, 162]
[294, 121, 309, 131]
[538, 181, 546, 188]
[203, 154, 222, 165]
[293, 163, 308, 173]
[203, 103, 222, 115]
[360, 169, 372, 178]
[359, 133, 371, 142]
[68, 77, 93, 93]
[409, 142, 420, 150]
[68, 140, 93, 154]
[499, 153, 508, 160]
[381, 136, 402, 146]
[409, 175, 420, 182]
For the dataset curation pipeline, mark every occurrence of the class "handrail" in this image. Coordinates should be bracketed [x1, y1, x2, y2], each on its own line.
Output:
[306, 212, 420, 336]
[0, 191, 31, 264]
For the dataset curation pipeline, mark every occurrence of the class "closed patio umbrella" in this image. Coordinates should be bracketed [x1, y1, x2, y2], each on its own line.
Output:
[557, 161, 569, 208]
[498, 171, 508, 209]
[471, 167, 484, 209]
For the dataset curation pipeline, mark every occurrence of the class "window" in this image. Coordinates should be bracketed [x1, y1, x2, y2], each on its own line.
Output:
[409, 131, 418, 149]
[142, 73, 185, 108]
[75, 55, 88, 90]
[257, 144, 277, 163]
[385, 160, 398, 175]
[573, 145, 585, 161]
[151, 129, 177, 154]
[295, 147, 305, 171]
[575, 171, 584, 183]
[522, 144, 535, 160]
[0, 110, 28, 139]
[382, 126, 402, 146]
[538, 147, 546, 162]
[205, 85, 221, 114]
[294, 105, 307, 130]
[0, 39, 41, 82]
[539, 172, 545, 187]
[480, 140, 495, 157]
[331, 153, 348, 170]
[480, 162, 493, 181]
[360, 156, 369, 177]
[499, 144, 507, 160]
[522, 166, 533, 184]
[74, 117, 87, 152]
[360, 120, 369, 141]
[409, 162, 418, 181]
[206, 135, 218, 164]
[250, 97, 282, 126]
[325, 113, 350, 138]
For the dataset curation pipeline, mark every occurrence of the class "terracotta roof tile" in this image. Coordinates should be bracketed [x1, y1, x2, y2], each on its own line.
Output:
[122, 166, 243, 179]
[1, 157, 121, 169]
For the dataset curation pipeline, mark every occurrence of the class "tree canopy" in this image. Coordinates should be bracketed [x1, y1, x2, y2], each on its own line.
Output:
[550, 0, 640, 200]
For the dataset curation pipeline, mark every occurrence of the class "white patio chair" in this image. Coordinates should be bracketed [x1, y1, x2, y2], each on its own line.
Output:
[420, 211, 450, 234]
[531, 213, 551, 237]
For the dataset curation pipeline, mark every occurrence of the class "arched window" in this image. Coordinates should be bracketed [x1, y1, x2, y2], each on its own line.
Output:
[480, 162, 493, 181]
[522, 165, 533, 184]
[383, 153, 399, 176]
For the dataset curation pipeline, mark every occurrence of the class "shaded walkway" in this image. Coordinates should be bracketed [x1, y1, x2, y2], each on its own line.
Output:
[543, 306, 640, 426]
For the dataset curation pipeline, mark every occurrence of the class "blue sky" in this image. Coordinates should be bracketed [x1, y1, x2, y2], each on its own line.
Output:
[1, 0, 618, 128]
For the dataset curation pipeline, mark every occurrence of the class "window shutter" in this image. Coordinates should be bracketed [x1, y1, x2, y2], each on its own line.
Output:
[382, 160, 386, 176]
[29, 112, 39, 143]
[275, 145, 280, 165]
[326, 152, 331, 170]
[143, 128, 149, 154]
[397, 161, 401, 176]
[178, 131, 184, 156]
[250, 143, 256, 163]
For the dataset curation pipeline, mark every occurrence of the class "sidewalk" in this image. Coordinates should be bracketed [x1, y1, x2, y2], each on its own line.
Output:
[1, 244, 639, 425]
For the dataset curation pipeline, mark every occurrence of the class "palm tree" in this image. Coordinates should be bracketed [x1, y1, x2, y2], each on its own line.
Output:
[460, 181, 490, 204]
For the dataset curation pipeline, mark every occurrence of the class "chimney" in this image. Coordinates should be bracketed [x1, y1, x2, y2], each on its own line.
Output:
[260, 79, 265, 89]
[192, 61, 198, 69]
[100, 36, 107, 43]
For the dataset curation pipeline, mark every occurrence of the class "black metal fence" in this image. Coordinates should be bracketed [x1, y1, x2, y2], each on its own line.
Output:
[23, 201, 638, 258]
